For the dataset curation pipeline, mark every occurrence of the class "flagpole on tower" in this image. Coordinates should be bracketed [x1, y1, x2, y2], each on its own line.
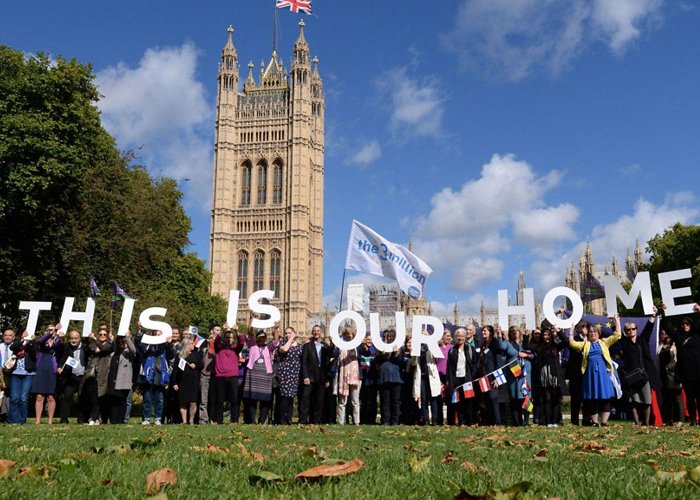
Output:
[338, 270, 347, 312]
[273, 0, 279, 54]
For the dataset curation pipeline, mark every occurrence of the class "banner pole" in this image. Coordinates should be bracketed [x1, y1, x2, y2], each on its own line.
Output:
[338, 269, 347, 311]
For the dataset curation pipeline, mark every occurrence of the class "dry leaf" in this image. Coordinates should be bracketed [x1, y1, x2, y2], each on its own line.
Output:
[409, 455, 431, 473]
[442, 453, 459, 464]
[0, 460, 16, 477]
[18, 466, 33, 478]
[533, 449, 548, 461]
[101, 479, 112, 486]
[296, 459, 365, 480]
[146, 468, 178, 496]
[460, 461, 480, 472]
[206, 444, 229, 453]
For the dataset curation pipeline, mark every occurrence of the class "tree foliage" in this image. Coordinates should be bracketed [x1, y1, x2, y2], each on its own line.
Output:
[643, 222, 700, 304]
[0, 46, 225, 332]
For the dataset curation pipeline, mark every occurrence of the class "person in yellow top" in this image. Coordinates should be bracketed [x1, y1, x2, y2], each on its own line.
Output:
[568, 315, 622, 427]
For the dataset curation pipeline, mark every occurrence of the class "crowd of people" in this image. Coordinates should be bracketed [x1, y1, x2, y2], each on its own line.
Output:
[0, 304, 698, 427]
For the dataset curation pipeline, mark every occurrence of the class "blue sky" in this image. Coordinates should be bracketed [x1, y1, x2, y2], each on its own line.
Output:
[2, 0, 699, 316]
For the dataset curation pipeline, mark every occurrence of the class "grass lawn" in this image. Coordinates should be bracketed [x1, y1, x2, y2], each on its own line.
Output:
[0, 423, 698, 499]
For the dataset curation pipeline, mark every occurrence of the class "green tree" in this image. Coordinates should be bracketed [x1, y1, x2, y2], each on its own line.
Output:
[643, 223, 700, 304]
[0, 46, 225, 332]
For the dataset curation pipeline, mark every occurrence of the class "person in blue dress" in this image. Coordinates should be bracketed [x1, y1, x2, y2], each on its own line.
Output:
[496, 326, 534, 426]
[568, 315, 622, 427]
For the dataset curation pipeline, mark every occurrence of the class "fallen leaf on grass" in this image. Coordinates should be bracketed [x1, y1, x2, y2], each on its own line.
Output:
[409, 455, 431, 473]
[454, 481, 534, 500]
[0, 460, 16, 477]
[236, 443, 265, 463]
[459, 461, 482, 473]
[249, 471, 284, 485]
[653, 464, 700, 485]
[533, 449, 548, 461]
[296, 459, 365, 480]
[101, 479, 112, 486]
[131, 437, 163, 450]
[442, 453, 459, 464]
[18, 466, 56, 480]
[146, 468, 177, 496]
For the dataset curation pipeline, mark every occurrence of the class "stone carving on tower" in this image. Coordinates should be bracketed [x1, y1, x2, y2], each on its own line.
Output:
[209, 22, 324, 334]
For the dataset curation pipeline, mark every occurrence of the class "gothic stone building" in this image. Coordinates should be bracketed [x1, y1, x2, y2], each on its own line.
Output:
[209, 21, 324, 334]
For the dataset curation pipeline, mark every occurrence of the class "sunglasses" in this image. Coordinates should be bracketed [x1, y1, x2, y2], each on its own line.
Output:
[624, 327, 637, 332]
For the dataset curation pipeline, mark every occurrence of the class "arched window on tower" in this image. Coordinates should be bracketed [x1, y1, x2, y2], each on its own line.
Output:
[257, 161, 268, 205]
[253, 250, 265, 292]
[270, 250, 281, 297]
[272, 160, 283, 204]
[237, 251, 248, 298]
[241, 162, 251, 206]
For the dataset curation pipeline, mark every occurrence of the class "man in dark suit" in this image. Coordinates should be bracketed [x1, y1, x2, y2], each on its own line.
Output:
[299, 325, 328, 424]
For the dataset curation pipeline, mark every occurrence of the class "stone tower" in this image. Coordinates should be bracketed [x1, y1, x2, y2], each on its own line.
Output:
[209, 22, 325, 334]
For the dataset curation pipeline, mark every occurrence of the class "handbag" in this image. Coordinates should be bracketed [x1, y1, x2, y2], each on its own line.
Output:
[622, 367, 648, 389]
[622, 344, 648, 389]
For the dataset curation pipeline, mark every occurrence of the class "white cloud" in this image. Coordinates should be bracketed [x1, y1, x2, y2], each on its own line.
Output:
[347, 140, 382, 166]
[413, 154, 579, 292]
[444, 0, 663, 81]
[531, 192, 699, 292]
[377, 67, 445, 138]
[96, 43, 213, 208]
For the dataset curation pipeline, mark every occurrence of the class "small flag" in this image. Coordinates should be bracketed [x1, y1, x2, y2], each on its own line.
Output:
[111, 281, 134, 309]
[64, 357, 79, 369]
[193, 334, 206, 349]
[522, 395, 534, 413]
[494, 369, 507, 386]
[89, 276, 100, 298]
[463, 381, 475, 399]
[451, 390, 461, 404]
[478, 376, 491, 393]
[276, 0, 312, 15]
[510, 364, 522, 378]
[189, 326, 199, 336]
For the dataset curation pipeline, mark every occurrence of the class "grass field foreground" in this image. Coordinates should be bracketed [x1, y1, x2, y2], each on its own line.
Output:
[0, 423, 699, 498]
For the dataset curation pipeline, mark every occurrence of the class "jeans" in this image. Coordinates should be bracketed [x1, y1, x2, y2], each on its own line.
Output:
[142, 384, 164, 421]
[9, 374, 35, 424]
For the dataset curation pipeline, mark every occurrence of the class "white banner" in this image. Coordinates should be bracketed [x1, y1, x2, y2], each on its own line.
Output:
[344, 220, 432, 299]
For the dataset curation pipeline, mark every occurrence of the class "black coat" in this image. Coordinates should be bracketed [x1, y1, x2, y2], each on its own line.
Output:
[663, 316, 700, 384]
[619, 320, 663, 396]
[446, 343, 479, 394]
[58, 342, 90, 378]
[301, 341, 330, 384]
[10, 340, 38, 373]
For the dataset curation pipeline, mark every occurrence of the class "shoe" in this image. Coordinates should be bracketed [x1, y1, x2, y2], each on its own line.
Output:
[88, 420, 97, 426]
[142, 420, 150, 426]
[154, 419, 161, 426]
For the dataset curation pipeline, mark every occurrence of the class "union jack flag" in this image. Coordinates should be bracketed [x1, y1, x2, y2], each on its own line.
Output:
[276, 0, 312, 15]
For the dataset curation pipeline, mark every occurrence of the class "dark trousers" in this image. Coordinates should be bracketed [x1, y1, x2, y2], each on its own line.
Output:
[107, 391, 128, 424]
[661, 388, 683, 423]
[380, 382, 401, 425]
[98, 395, 111, 424]
[244, 398, 271, 424]
[214, 376, 239, 423]
[482, 390, 502, 425]
[79, 378, 99, 423]
[684, 381, 700, 424]
[359, 382, 378, 424]
[59, 376, 80, 422]
[542, 387, 561, 425]
[275, 395, 294, 424]
[299, 381, 324, 424]
[420, 378, 439, 425]
[323, 385, 336, 424]
[510, 398, 530, 426]
[569, 377, 583, 425]
[164, 386, 181, 424]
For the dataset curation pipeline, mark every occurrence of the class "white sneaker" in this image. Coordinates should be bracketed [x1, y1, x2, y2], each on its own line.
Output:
[142, 420, 150, 426]
[154, 419, 161, 426]
[88, 420, 97, 426]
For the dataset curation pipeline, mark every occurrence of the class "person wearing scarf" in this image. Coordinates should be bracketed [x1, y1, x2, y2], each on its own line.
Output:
[243, 325, 281, 424]
[335, 329, 361, 425]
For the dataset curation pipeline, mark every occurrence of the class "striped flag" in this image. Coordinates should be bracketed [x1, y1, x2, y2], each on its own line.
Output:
[510, 363, 522, 378]
[451, 389, 461, 404]
[193, 334, 206, 349]
[494, 369, 507, 386]
[522, 395, 534, 413]
[478, 376, 491, 393]
[463, 381, 475, 399]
